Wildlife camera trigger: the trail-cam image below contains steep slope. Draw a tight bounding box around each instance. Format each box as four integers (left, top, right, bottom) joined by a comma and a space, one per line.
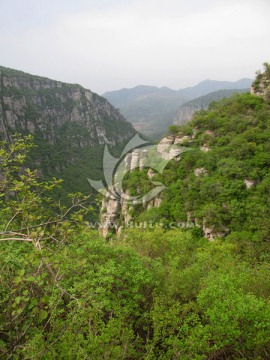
0, 66, 136, 195
174, 88, 249, 124
103, 78, 253, 138
0, 66, 135, 145
110, 90, 270, 242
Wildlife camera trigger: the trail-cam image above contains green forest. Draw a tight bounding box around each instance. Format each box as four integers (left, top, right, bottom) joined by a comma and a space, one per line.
0, 66, 270, 359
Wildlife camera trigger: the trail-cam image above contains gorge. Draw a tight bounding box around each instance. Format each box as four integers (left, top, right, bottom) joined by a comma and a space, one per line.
0, 64, 270, 359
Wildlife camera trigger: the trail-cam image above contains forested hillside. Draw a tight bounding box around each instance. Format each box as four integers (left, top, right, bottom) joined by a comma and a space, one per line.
124, 91, 270, 243
0, 65, 269, 359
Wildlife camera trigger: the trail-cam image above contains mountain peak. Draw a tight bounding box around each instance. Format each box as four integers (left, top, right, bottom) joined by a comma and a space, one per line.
103, 77, 253, 138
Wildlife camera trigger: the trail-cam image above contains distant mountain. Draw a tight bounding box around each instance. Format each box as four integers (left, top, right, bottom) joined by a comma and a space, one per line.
103, 78, 253, 139
178, 78, 253, 99
174, 88, 249, 125
103, 85, 178, 108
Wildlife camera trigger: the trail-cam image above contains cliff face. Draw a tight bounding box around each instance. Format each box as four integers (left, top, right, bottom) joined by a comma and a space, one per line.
174, 88, 249, 125
99, 135, 185, 238
0, 66, 135, 146
0, 66, 137, 197
174, 103, 203, 124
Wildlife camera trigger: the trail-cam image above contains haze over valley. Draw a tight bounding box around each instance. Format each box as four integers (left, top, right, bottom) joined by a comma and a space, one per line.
103, 78, 253, 138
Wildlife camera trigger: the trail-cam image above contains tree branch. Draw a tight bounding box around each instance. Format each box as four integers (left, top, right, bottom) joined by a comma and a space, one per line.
0, 238, 33, 242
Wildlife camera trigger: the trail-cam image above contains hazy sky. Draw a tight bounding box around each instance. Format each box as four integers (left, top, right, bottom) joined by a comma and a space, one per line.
1, 0, 270, 94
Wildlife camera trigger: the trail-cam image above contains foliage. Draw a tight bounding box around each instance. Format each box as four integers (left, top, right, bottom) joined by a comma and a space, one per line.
125, 92, 270, 246
0, 134, 92, 247
1, 77, 270, 359
116, 229, 270, 359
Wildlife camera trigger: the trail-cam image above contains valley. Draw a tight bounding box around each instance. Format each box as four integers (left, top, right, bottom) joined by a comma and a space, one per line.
0, 64, 269, 359
103, 78, 253, 139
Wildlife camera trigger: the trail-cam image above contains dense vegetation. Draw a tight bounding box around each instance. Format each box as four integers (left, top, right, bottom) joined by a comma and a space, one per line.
0, 66, 270, 359
126, 92, 270, 246
1, 93, 270, 359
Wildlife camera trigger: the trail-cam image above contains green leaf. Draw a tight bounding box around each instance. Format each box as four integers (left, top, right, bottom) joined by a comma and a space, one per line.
17, 269, 25, 276
38, 310, 48, 322
14, 296, 21, 304
29, 298, 38, 309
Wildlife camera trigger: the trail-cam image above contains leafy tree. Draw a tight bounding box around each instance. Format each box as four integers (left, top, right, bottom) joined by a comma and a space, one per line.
0, 134, 91, 248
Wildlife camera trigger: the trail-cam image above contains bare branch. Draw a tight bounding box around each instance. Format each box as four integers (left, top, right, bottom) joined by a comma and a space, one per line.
0, 238, 33, 242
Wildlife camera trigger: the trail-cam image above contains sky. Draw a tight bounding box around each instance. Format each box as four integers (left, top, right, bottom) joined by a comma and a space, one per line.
0, 0, 270, 94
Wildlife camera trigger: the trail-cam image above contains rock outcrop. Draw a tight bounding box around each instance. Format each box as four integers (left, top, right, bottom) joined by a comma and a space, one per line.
99, 131, 230, 241
100, 137, 181, 237
194, 167, 208, 177
202, 221, 229, 241
99, 148, 156, 237
157, 135, 187, 159
250, 63, 270, 101
244, 179, 255, 189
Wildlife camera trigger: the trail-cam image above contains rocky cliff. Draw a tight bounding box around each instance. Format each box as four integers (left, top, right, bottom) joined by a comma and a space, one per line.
0, 66, 135, 146
99, 135, 188, 237
99, 126, 259, 240
250, 62, 270, 101
0, 66, 137, 199
100, 134, 193, 237
174, 88, 249, 125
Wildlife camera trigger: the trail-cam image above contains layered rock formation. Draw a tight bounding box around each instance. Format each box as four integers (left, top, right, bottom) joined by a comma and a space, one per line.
0, 65, 138, 200
100, 148, 152, 237
0, 66, 135, 147
99, 137, 184, 237
99, 133, 195, 237
157, 136, 184, 159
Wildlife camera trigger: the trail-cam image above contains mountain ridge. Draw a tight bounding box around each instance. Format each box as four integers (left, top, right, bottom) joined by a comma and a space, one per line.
103, 78, 253, 138
0, 65, 135, 145
0, 65, 136, 197
103, 78, 253, 105
174, 88, 249, 125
